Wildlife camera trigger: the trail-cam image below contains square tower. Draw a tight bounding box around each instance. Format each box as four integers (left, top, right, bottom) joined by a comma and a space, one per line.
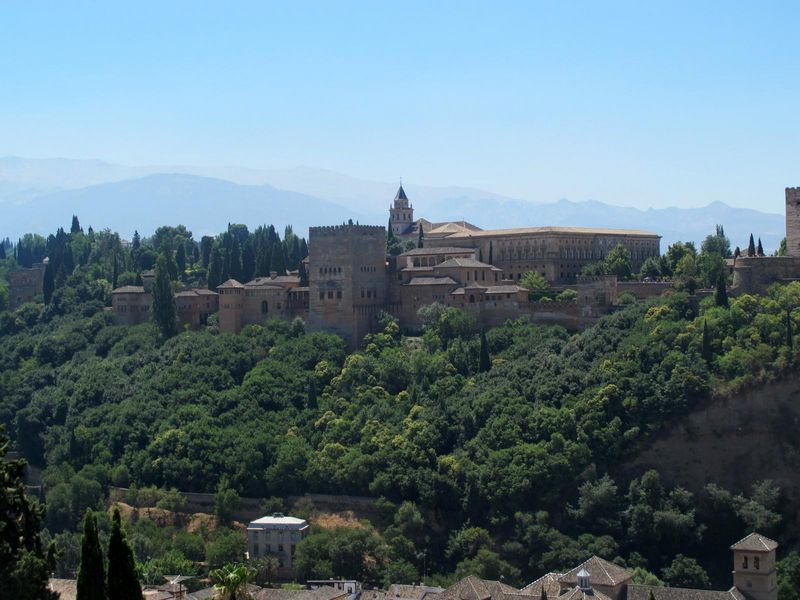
786, 187, 800, 257
308, 224, 387, 347
389, 185, 414, 236
731, 533, 778, 600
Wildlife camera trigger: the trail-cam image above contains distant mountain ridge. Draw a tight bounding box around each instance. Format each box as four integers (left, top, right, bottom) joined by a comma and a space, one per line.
0, 156, 785, 252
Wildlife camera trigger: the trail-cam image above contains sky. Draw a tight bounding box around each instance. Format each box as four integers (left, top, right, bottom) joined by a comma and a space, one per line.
1, 1, 799, 212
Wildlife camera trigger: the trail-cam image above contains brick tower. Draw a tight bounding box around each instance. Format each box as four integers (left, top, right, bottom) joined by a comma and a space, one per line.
389, 185, 414, 236
786, 187, 800, 257
731, 533, 778, 600
307, 224, 387, 348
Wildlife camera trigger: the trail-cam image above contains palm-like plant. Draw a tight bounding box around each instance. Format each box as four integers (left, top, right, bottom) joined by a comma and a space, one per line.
210, 563, 258, 600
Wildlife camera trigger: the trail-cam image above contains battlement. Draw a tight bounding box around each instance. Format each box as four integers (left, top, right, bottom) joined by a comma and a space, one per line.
309, 224, 386, 238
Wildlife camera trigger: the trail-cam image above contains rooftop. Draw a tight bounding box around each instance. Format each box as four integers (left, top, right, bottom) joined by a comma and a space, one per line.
399, 247, 477, 257
626, 585, 746, 600
248, 512, 308, 527
558, 556, 634, 587
217, 279, 245, 289
407, 277, 458, 286
111, 285, 147, 294
519, 573, 562, 598
437, 257, 501, 269
730, 532, 779, 552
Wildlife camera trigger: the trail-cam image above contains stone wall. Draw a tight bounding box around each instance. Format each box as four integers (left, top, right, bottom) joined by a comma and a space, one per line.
617, 281, 673, 300
732, 256, 800, 295
8, 261, 46, 309
786, 187, 800, 258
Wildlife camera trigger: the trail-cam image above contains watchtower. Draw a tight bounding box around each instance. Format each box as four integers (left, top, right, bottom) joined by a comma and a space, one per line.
389, 185, 414, 236
786, 188, 800, 257
731, 533, 778, 600
307, 224, 387, 347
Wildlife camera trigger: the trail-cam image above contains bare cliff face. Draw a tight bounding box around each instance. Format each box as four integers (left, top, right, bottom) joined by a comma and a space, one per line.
620, 374, 800, 507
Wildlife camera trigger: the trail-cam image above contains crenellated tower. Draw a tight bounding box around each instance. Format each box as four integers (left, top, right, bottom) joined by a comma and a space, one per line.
786, 187, 800, 257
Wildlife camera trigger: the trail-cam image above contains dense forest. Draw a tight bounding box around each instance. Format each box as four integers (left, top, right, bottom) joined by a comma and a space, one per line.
1, 219, 800, 597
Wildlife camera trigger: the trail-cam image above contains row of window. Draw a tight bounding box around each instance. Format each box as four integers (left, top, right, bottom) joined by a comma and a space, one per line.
319, 290, 343, 300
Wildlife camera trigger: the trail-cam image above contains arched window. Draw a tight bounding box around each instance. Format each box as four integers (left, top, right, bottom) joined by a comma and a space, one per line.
754, 557, 760, 570
261, 300, 268, 314
743, 556, 748, 569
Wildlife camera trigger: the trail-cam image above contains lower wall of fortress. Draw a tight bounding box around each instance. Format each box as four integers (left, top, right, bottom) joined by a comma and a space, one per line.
732, 256, 800, 295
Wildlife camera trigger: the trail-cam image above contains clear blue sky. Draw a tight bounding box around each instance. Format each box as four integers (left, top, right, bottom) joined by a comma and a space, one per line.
1, 1, 798, 212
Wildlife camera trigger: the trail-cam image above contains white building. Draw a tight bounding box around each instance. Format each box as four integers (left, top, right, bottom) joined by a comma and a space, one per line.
247, 513, 309, 575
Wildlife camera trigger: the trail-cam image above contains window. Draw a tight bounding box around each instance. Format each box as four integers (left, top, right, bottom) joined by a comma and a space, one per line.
327, 291, 333, 299
754, 557, 760, 570
743, 556, 748, 569
336, 291, 342, 299
261, 300, 268, 314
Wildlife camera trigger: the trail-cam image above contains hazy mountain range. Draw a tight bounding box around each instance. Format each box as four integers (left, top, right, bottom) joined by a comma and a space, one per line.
0, 156, 785, 252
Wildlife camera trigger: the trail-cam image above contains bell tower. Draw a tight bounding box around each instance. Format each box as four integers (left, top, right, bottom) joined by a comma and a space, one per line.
731, 533, 778, 600
389, 184, 414, 236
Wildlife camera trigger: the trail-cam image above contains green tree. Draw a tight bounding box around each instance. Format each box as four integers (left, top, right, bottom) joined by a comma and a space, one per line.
520, 271, 552, 300
229, 241, 243, 281
605, 244, 633, 280
777, 552, 800, 600
661, 555, 711, 589
71, 215, 82, 234
702, 320, 712, 363
479, 329, 491, 372
757, 238, 765, 257
0, 426, 58, 600
210, 563, 256, 600
417, 227, 423, 249
715, 272, 729, 308
214, 479, 241, 523
777, 237, 787, 257
77, 511, 107, 600
176, 242, 186, 274
43, 262, 55, 304
107, 508, 142, 600
788, 310, 794, 352
152, 254, 177, 337
208, 245, 224, 290
748, 234, 756, 257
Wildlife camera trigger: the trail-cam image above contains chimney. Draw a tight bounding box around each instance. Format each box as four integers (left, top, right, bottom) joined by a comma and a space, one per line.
270, 271, 277, 279
578, 569, 592, 593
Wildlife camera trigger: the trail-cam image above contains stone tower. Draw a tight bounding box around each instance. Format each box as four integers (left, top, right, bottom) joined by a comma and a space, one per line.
307, 224, 387, 348
731, 533, 778, 600
786, 188, 800, 257
389, 185, 414, 236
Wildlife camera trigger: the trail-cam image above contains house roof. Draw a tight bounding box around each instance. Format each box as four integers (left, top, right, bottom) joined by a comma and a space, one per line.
437, 575, 519, 600
441, 226, 660, 239
559, 587, 613, 600
626, 585, 746, 600
485, 285, 526, 294
248, 513, 307, 527
437, 258, 500, 270
217, 279, 245, 289
558, 556, 633, 587
111, 285, 147, 294
175, 288, 219, 298
519, 573, 562, 597
252, 587, 347, 600
407, 277, 458, 286
387, 584, 444, 600
730, 533, 779, 552
427, 222, 482, 236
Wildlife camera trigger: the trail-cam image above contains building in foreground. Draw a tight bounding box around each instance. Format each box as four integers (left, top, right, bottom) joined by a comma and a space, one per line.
8, 258, 47, 309
246, 513, 309, 578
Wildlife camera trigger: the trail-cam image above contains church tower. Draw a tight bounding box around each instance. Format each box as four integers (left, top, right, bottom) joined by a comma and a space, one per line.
786, 187, 800, 257
731, 533, 778, 600
389, 185, 414, 236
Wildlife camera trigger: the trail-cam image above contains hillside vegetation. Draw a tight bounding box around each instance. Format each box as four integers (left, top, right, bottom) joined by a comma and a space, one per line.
1, 222, 800, 592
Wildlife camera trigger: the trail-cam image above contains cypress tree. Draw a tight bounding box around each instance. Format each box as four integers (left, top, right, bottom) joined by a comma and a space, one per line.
152, 254, 177, 337
43, 262, 55, 304
70, 215, 82, 234
417, 227, 423, 249
714, 272, 729, 308
112, 253, 119, 289
0, 241, 5, 260
734, 246, 741, 259
479, 329, 491, 372
242, 239, 256, 282
107, 508, 142, 600
77, 511, 107, 600
176, 242, 186, 274
747, 234, 756, 257
702, 319, 712, 363
270, 244, 287, 276
208, 246, 224, 290
299, 261, 309, 286
489, 241, 493, 264
757, 238, 764, 257
229, 241, 243, 281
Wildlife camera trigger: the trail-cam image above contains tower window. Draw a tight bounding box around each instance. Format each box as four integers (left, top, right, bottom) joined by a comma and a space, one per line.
261, 301, 268, 314
743, 556, 748, 569
754, 557, 760, 570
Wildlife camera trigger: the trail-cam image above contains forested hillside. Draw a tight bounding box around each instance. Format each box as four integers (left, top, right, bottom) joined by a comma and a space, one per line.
1, 221, 800, 593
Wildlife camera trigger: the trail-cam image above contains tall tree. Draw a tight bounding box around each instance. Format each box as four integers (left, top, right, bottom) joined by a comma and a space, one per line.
200, 236, 214, 268
299, 261, 309, 286
270, 244, 287, 276
43, 262, 55, 304
152, 254, 177, 337
77, 511, 107, 600
112, 253, 119, 289
229, 241, 243, 282
208, 246, 224, 290
715, 272, 729, 308
242, 239, 256, 282
757, 238, 764, 257
747, 234, 756, 257
0, 426, 58, 600
176, 242, 186, 275
0, 241, 5, 260
417, 227, 424, 249
70, 215, 82, 234
479, 330, 491, 372
107, 508, 142, 600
